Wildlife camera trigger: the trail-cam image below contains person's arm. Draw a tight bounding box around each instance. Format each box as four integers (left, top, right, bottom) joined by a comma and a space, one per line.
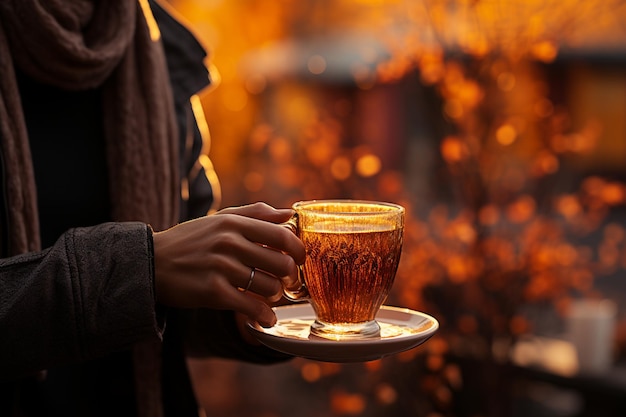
180, 308, 291, 363
0, 222, 159, 380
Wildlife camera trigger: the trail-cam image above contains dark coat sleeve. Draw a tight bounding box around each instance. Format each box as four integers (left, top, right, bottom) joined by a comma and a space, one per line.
0, 222, 160, 380
180, 308, 291, 363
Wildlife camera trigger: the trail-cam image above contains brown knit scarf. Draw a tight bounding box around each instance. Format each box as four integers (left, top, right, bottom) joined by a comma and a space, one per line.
0, 1, 180, 415
0, 0, 179, 254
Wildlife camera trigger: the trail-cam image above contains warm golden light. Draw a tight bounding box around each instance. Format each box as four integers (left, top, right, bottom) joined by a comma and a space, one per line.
355, 153, 381, 177
139, 0, 161, 41
506, 195, 536, 223
496, 124, 517, 146
330, 156, 352, 180
331, 391, 367, 415
167, 1, 626, 416
440, 136, 467, 163
531, 151, 559, 177
531, 41, 559, 63
556, 195, 582, 220
375, 383, 398, 405
301, 362, 322, 382
497, 71, 516, 91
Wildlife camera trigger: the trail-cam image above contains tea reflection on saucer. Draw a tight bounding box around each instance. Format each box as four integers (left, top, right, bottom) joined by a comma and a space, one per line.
247, 304, 439, 362
268, 317, 434, 341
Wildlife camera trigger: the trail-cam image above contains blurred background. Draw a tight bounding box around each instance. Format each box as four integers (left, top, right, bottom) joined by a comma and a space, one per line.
164, 1, 626, 416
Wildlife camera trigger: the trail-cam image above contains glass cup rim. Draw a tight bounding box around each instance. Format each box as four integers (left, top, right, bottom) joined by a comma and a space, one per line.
292, 199, 405, 215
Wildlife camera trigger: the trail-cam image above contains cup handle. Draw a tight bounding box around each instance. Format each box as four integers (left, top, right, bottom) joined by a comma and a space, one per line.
281, 213, 309, 301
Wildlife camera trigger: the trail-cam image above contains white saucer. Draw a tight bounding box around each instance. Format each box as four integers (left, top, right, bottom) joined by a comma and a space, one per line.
247, 304, 439, 362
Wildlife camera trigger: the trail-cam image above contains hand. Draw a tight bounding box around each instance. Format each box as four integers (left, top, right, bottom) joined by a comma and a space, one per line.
153, 202, 305, 327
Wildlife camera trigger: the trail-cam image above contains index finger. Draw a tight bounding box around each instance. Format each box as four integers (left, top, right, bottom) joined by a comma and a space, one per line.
237, 216, 306, 265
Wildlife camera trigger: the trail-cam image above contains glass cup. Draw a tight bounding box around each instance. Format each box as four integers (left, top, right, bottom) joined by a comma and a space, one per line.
283, 200, 405, 340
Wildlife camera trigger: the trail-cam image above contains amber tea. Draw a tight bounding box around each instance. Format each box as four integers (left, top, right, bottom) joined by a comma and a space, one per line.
284, 200, 404, 340
302, 227, 402, 331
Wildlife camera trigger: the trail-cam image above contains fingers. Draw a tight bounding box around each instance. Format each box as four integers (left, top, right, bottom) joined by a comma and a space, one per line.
218, 202, 305, 263
247, 242, 300, 281
211, 278, 277, 327
223, 214, 306, 265
237, 266, 283, 302
154, 203, 306, 324
217, 202, 294, 224
228, 232, 303, 294
210, 211, 306, 270
203, 252, 285, 300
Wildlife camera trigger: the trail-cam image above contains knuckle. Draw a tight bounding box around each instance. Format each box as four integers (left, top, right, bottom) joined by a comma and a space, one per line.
250, 201, 273, 216
216, 230, 241, 252
216, 213, 238, 228
251, 201, 270, 209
